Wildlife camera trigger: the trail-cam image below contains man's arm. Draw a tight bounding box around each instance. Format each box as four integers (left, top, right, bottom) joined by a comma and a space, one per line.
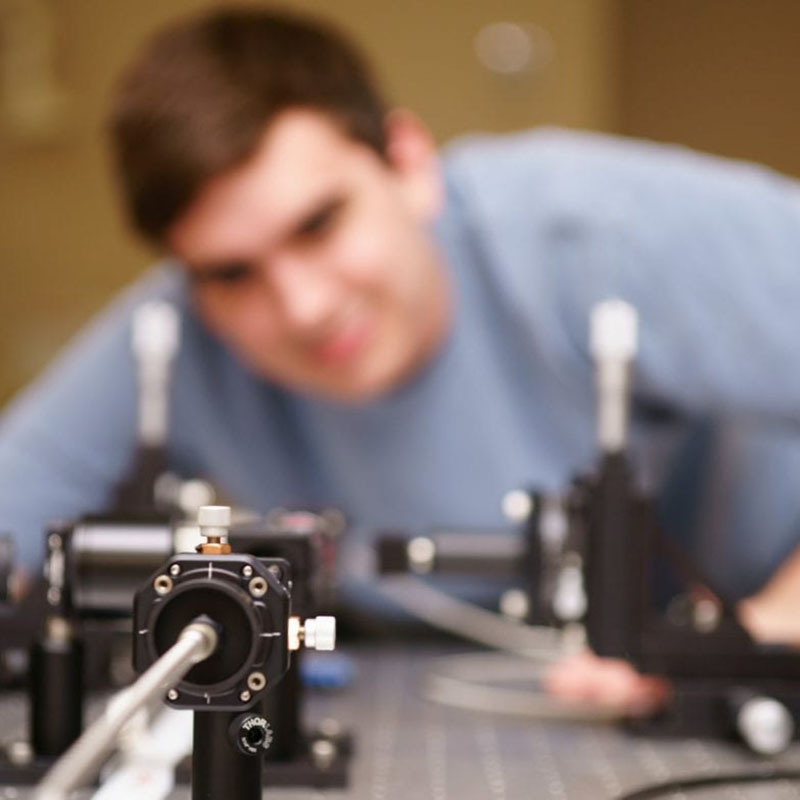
449, 128, 800, 423
448, 130, 800, 708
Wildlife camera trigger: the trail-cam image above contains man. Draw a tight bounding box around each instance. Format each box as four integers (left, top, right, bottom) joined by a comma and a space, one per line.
2, 7, 800, 707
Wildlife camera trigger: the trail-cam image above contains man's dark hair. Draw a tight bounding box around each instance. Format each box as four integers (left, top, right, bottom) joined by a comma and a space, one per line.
108, 6, 388, 244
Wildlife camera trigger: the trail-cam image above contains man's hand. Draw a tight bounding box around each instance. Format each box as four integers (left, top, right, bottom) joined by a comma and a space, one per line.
542, 588, 800, 718
738, 589, 800, 647
542, 650, 671, 718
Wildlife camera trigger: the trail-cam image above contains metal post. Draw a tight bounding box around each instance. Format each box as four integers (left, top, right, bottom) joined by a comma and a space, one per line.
192, 711, 262, 800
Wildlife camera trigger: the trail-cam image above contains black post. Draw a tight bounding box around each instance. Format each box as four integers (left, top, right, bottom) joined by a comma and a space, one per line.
30, 634, 83, 757
192, 710, 263, 800
262, 654, 301, 761
584, 453, 646, 659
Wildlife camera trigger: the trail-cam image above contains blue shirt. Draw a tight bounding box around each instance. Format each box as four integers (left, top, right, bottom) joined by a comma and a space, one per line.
2, 128, 800, 601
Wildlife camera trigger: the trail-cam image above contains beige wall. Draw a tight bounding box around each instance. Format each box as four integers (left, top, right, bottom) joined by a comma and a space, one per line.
0, 0, 620, 402
620, 0, 800, 177
5, 1, 800, 404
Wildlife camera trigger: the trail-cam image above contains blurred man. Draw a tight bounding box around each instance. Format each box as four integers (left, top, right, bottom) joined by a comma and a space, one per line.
2, 6, 800, 710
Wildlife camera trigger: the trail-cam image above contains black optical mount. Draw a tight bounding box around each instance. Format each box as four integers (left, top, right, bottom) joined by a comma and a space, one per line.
0, 505, 349, 791
527, 451, 800, 753
519, 299, 800, 753
231, 509, 351, 787
0, 515, 177, 784
378, 300, 800, 755
133, 549, 293, 800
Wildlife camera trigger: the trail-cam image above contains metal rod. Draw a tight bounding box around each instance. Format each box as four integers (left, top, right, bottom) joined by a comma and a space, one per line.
32, 619, 218, 800
590, 299, 638, 454
132, 301, 179, 447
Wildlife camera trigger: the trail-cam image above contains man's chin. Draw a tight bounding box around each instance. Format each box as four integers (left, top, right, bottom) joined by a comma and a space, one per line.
304, 372, 399, 405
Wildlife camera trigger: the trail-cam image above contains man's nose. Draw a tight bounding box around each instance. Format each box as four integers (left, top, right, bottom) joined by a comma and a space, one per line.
266, 256, 340, 332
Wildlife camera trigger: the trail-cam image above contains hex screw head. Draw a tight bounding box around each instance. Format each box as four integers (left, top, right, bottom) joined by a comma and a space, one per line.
248, 577, 268, 598
247, 671, 267, 692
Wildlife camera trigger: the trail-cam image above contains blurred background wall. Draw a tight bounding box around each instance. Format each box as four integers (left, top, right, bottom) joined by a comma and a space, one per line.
1, 0, 799, 403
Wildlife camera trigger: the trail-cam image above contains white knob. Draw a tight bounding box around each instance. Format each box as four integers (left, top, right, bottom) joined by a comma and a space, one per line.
502, 490, 533, 522
737, 696, 794, 756
407, 537, 435, 574
197, 505, 231, 538
198, 505, 230, 527
304, 616, 336, 651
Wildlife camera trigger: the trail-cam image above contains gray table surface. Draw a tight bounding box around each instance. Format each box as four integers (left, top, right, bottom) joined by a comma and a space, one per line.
3, 642, 800, 800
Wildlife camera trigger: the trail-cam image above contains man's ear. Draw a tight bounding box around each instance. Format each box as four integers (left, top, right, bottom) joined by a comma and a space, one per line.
383, 109, 443, 220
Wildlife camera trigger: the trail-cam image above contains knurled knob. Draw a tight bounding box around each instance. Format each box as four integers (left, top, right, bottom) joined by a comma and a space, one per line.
304, 616, 336, 651
197, 506, 232, 553
198, 505, 231, 529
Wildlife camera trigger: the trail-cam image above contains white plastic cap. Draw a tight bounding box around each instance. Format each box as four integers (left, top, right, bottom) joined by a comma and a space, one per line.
501, 490, 533, 522
737, 696, 794, 756
303, 616, 336, 651
589, 299, 638, 362
407, 537, 436, 574
197, 505, 231, 529
132, 302, 180, 362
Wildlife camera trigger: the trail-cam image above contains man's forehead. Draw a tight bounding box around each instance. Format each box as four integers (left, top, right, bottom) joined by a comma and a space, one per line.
168, 110, 362, 260
256, 110, 356, 201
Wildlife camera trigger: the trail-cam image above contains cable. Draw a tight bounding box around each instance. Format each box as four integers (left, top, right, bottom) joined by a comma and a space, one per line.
378, 574, 562, 658
617, 769, 800, 799
32, 618, 218, 800
423, 651, 621, 722
378, 576, 624, 723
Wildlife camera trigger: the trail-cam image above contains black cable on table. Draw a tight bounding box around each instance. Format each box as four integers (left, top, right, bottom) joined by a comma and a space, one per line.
618, 769, 800, 799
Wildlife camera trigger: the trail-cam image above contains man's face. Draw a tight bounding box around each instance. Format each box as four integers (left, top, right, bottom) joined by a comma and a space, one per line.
168, 109, 450, 403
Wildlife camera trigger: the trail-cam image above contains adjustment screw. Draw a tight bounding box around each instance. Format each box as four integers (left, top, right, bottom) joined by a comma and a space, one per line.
197, 505, 231, 529
167, 689, 179, 701
239, 690, 252, 703
311, 738, 337, 770
197, 505, 232, 555
6, 740, 33, 766
247, 671, 267, 692
288, 617, 337, 652
169, 564, 181, 577
242, 565, 253, 578
304, 616, 337, 651
248, 577, 268, 598
154, 575, 173, 595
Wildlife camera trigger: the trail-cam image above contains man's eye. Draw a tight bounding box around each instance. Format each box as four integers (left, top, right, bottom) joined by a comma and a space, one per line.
296, 200, 344, 241
193, 263, 254, 285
